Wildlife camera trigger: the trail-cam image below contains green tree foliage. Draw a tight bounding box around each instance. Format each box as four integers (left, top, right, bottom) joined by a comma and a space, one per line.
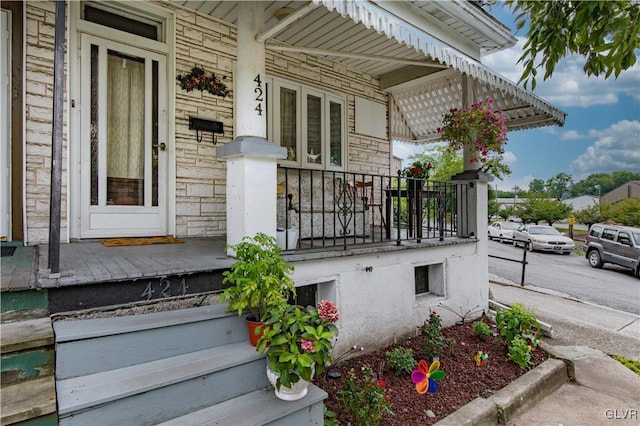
545, 173, 573, 200
407, 145, 511, 181
601, 199, 640, 227
528, 178, 546, 195
497, 205, 517, 221
573, 204, 602, 228
505, 0, 640, 89
516, 196, 572, 225
570, 171, 640, 197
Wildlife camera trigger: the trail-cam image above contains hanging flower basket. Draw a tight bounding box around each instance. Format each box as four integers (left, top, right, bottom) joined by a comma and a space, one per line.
177, 65, 230, 98
437, 98, 507, 164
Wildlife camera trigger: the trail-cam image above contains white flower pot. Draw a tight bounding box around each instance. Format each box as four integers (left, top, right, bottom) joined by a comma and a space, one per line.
266, 361, 312, 401
276, 228, 298, 250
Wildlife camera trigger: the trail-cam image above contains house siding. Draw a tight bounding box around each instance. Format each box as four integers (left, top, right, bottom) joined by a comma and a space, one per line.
22, 0, 390, 242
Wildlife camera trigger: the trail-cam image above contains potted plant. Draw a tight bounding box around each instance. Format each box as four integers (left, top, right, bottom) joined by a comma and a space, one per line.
220, 233, 295, 345
256, 300, 339, 401
401, 160, 433, 194
437, 97, 508, 165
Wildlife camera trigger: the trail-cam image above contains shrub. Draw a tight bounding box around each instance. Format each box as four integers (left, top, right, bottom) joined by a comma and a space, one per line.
495, 303, 540, 345
418, 311, 447, 360
473, 320, 492, 341
385, 347, 417, 376
508, 336, 532, 370
336, 365, 391, 426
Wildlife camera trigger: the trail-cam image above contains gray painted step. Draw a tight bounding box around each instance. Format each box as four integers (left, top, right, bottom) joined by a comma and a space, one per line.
158, 384, 327, 426
57, 342, 269, 426
55, 303, 249, 379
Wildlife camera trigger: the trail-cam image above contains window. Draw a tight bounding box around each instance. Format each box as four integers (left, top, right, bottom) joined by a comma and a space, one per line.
414, 264, 444, 296
268, 77, 345, 170
602, 229, 617, 241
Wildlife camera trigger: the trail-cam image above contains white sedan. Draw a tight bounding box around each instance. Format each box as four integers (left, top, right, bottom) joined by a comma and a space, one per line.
488, 221, 520, 243
512, 224, 575, 254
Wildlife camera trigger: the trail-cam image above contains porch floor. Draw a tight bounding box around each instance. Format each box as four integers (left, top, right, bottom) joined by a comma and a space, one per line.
32, 235, 474, 289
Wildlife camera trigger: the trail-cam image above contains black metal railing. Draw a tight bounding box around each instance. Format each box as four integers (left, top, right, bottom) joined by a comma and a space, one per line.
277, 167, 470, 250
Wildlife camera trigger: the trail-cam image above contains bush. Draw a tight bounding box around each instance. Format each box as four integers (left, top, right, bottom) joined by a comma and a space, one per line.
508, 336, 532, 369
385, 347, 417, 376
418, 311, 447, 360
473, 320, 491, 341
495, 303, 540, 345
336, 365, 391, 426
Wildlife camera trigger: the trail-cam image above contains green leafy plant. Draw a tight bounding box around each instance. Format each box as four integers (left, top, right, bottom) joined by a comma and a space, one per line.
495, 303, 540, 345
473, 320, 492, 341
257, 300, 339, 390
508, 336, 532, 370
401, 160, 433, 179
418, 311, 447, 360
323, 404, 339, 426
336, 365, 391, 426
385, 347, 417, 376
220, 233, 295, 322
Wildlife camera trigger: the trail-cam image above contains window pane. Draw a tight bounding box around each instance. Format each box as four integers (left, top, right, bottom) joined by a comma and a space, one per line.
329, 101, 342, 167
280, 87, 297, 161
415, 265, 429, 294
152, 60, 158, 206
307, 94, 321, 164
90, 44, 99, 205
106, 50, 145, 206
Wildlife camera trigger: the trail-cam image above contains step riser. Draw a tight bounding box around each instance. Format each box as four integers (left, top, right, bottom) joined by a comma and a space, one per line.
56, 314, 248, 379
1, 349, 54, 386
266, 401, 324, 426
59, 357, 270, 426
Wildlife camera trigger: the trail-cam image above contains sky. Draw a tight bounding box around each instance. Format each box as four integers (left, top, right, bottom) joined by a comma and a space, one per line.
393, 3, 640, 193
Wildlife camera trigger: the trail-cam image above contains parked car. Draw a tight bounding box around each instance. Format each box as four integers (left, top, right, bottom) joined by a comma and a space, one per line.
512, 224, 575, 254
583, 223, 640, 277
488, 221, 520, 243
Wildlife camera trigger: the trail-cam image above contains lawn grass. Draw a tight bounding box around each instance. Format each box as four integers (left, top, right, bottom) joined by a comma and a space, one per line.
611, 355, 640, 376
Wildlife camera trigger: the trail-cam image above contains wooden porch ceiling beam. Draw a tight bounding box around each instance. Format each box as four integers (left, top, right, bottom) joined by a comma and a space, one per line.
265, 40, 449, 69
256, 3, 320, 42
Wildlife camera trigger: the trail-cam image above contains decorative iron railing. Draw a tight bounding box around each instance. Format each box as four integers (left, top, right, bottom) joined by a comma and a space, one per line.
277, 167, 471, 250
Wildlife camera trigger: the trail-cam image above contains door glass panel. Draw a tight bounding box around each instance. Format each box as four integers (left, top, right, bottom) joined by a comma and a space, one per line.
329, 101, 342, 167
280, 87, 297, 161
106, 50, 145, 206
90, 44, 99, 205
152, 60, 158, 206
306, 94, 321, 164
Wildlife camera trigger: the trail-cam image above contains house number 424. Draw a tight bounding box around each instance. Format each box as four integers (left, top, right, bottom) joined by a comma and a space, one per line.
254, 74, 263, 116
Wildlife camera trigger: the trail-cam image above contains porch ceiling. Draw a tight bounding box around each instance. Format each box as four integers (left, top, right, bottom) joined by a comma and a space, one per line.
174, 0, 566, 143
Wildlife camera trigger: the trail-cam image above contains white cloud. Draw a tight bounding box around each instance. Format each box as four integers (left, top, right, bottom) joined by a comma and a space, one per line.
570, 120, 640, 178
483, 37, 640, 108
502, 151, 517, 165
560, 130, 583, 140
495, 174, 536, 193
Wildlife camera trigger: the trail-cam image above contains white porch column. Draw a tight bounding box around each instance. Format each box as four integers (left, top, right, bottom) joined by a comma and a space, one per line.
217, 2, 285, 254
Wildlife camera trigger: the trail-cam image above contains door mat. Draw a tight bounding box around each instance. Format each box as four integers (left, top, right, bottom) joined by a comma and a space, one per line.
100, 236, 184, 247
1, 246, 17, 257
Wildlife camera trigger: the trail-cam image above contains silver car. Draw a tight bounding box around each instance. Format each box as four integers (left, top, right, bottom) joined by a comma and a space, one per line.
488, 221, 520, 243
512, 224, 575, 254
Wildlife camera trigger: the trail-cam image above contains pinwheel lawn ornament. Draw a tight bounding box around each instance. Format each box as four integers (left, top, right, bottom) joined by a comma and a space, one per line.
411, 359, 445, 394
525, 332, 540, 350
475, 351, 489, 366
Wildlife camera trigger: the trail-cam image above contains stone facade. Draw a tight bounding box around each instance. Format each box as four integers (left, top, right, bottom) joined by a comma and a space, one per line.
21, 1, 390, 243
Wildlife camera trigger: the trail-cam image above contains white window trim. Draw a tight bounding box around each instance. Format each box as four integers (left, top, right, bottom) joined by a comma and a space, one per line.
266, 76, 346, 171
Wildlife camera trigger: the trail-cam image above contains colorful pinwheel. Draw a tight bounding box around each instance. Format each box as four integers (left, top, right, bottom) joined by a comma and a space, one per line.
474, 351, 489, 366
411, 359, 445, 394
525, 332, 540, 350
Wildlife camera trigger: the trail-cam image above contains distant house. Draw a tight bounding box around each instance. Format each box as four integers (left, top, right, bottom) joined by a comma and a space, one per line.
601, 181, 640, 205
564, 195, 599, 212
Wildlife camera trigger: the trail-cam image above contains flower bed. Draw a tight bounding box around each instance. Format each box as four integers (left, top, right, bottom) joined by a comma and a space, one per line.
314, 318, 548, 425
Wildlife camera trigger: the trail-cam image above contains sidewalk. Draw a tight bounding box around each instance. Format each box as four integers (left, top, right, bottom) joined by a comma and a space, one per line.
489, 279, 640, 425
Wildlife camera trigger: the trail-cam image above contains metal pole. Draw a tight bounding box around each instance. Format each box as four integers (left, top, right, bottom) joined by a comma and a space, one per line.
48, 0, 66, 274
520, 243, 528, 287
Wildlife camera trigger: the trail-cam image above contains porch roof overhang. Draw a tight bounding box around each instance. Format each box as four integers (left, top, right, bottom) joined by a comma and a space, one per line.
174, 0, 566, 143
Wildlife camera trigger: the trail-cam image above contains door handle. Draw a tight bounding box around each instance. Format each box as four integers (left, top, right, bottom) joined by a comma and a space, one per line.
153, 142, 166, 151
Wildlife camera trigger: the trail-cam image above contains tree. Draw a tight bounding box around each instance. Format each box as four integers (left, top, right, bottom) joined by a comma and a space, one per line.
573, 204, 602, 228
545, 173, 573, 200
516, 196, 572, 225
505, 1, 640, 89
528, 178, 546, 195
570, 171, 640, 197
601, 198, 640, 227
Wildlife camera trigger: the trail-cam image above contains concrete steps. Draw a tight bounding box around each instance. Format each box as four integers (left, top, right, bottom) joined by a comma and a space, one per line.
54, 301, 327, 425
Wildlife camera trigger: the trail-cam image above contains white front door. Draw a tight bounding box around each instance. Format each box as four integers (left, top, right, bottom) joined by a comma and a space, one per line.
1, 10, 10, 241
80, 34, 167, 238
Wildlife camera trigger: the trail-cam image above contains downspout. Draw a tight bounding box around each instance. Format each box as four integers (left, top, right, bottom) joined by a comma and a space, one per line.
47, 0, 65, 275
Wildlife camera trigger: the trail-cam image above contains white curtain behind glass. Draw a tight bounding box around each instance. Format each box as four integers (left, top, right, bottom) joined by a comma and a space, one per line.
107, 53, 145, 179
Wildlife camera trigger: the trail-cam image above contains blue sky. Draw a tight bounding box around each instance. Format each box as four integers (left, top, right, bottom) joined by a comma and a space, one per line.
393, 3, 640, 193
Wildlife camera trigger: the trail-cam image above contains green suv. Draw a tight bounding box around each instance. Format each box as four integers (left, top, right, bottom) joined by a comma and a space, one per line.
584, 223, 640, 277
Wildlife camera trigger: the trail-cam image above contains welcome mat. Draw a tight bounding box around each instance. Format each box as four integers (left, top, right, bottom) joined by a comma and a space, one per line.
100, 236, 184, 247
1, 246, 17, 257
